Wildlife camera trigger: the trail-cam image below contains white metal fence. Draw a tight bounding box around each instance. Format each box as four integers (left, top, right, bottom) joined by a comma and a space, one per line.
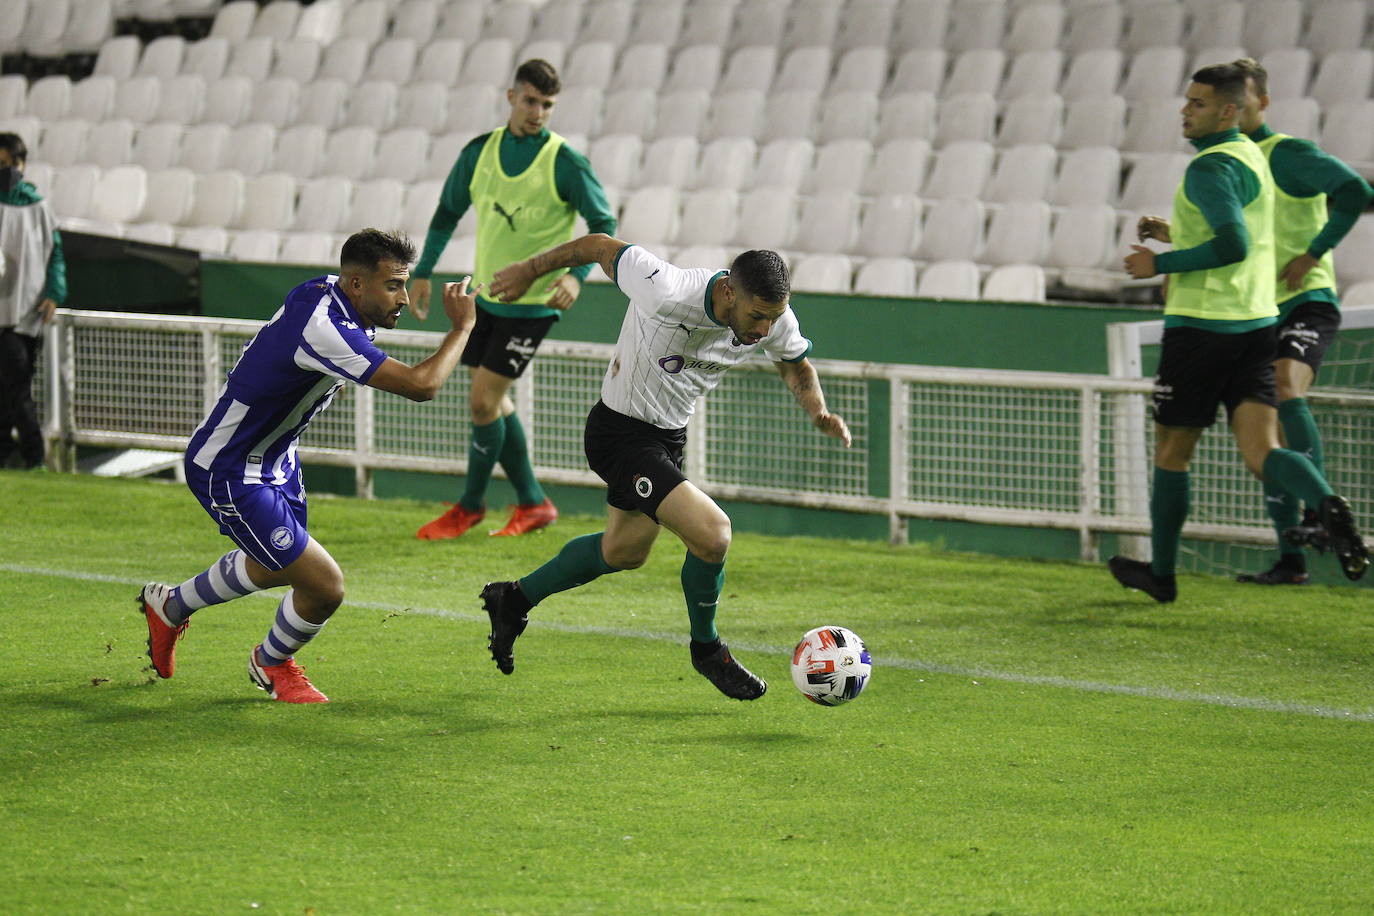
35, 309, 1374, 563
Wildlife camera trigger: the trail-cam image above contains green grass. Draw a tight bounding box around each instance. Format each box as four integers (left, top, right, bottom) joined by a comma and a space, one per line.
3, 471, 1374, 915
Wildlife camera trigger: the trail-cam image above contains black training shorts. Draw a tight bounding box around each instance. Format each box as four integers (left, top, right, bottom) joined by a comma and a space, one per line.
1275, 300, 1341, 372
1151, 323, 1278, 428
584, 400, 688, 521
460, 308, 558, 378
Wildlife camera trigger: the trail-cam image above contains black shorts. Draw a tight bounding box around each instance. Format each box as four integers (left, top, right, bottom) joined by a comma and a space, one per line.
460, 307, 558, 378
1275, 300, 1341, 372
584, 400, 687, 521
1152, 324, 1278, 428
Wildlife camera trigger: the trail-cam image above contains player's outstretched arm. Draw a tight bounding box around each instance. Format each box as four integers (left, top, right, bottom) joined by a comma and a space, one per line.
368, 278, 479, 402
488, 233, 629, 304
775, 358, 852, 448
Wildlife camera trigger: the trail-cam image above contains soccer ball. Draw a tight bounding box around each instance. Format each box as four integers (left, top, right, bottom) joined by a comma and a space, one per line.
790, 626, 872, 706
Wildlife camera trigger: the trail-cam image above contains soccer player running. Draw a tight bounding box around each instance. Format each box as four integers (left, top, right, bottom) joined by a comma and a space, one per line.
140, 230, 478, 703
410, 59, 617, 541
1229, 57, 1374, 586
478, 234, 852, 699
1110, 62, 1368, 603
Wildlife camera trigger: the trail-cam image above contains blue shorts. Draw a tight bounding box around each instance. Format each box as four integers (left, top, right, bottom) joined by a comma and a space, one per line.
186, 468, 310, 571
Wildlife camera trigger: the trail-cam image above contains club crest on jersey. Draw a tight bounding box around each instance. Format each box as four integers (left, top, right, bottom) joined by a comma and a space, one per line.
270, 526, 294, 550
634, 475, 653, 498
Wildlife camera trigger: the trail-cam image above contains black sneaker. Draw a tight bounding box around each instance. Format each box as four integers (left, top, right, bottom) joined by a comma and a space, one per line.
1319, 494, 1369, 582
480, 581, 530, 675
1236, 561, 1309, 586
1283, 507, 1329, 551
1107, 556, 1177, 603
691, 642, 767, 700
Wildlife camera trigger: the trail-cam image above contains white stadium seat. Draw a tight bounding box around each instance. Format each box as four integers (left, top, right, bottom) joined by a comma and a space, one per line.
856, 194, 922, 259
982, 264, 1046, 302
917, 259, 982, 299
854, 257, 917, 296
791, 254, 853, 293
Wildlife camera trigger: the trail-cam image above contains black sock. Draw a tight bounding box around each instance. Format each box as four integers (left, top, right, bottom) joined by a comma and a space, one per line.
689, 638, 722, 661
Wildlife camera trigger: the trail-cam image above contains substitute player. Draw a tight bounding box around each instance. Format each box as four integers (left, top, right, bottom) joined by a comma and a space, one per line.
410, 59, 617, 540
1109, 63, 1367, 603
140, 230, 478, 702
477, 233, 852, 700
1230, 57, 1374, 586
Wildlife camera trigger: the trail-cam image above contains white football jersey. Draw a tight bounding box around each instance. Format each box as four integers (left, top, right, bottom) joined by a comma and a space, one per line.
601, 245, 812, 429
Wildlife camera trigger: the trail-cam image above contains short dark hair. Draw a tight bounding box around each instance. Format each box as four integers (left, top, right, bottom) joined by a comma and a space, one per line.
729, 249, 790, 303
1191, 62, 1249, 107
0, 132, 28, 164
514, 58, 560, 95
1232, 57, 1268, 96
340, 229, 415, 272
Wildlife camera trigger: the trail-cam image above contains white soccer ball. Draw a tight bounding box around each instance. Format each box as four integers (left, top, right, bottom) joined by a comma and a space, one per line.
790, 626, 872, 706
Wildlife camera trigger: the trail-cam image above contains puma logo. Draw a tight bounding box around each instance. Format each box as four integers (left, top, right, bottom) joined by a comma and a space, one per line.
645, 269, 660, 281
493, 201, 523, 230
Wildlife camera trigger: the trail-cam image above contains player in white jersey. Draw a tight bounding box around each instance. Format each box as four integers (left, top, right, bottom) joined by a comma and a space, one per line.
138, 230, 479, 703
478, 233, 852, 700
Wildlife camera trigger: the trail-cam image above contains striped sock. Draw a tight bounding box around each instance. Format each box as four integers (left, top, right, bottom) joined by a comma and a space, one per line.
165, 549, 261, 625
257, 592, 325, 667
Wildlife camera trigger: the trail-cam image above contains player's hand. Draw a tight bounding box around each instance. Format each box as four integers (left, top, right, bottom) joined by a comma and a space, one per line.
1137, 216, 1171, 244
1124, 245, 1158, 279
442, 277, 479, 333
1279, 252, 1319, 292
489, 261, 535, 303
547, 273, 581, 311
38, 298, 57, 324
815, 412, 852, 448
408, 277, 432, 322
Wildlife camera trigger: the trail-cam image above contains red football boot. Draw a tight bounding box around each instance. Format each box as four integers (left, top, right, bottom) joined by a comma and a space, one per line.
490, 499, 558, 537
139, 583, 188, 679
416, 502, 486, 540
248, 647, 329, 703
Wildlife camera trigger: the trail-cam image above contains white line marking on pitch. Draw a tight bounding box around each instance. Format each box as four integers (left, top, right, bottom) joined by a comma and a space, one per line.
7, 562, 1373, 723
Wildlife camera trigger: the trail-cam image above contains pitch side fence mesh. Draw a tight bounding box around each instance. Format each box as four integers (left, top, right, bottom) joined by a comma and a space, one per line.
32, 310, 1374, 563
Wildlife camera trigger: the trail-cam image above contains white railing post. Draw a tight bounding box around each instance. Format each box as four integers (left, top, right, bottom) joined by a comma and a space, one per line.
354, 385, 375, 499
1106, 320, 1156, 559
1078, 385, 1101, 561
888, 377, 909, 545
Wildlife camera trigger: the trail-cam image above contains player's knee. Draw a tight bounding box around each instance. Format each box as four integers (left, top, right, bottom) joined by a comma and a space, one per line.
603, 541, 650, 569
694, 522, 731, 564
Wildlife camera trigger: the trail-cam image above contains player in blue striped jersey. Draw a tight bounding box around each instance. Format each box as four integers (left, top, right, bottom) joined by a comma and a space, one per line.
139, 230, 478, 702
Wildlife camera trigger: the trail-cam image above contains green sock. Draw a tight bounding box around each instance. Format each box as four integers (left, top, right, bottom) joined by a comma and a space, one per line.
681, 552, 725, 643
1262, 448, 1333, 510
498, 411, 546, 506
1150, 467, 1189, 578
518, 533, 617, 606
460, 417, 505, 511
1262, 478, 1304, 558
1278, 398, 1323, 473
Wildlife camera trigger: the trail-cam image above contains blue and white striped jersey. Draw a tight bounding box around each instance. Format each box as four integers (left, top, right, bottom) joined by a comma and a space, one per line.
186, 275, 388, 486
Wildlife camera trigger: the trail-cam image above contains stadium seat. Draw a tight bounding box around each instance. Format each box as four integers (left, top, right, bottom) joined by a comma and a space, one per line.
415, 39, 466, 86
400, 180, 443, 238
1242, 0, 1302, 56
317, 38, 370, 84
183, 37, 230, 82
224, 36, 274, 82
21, 0, 73, 57
26, 76, 72, 123
272, 123, 328, 179
345, 178, 405, 234
730, 0, 787, 51
793, 189, 860, 254
0, 76, 25, 120
662, 45, 723, 94
366, 39, 418, 85
228, 229, 283, 263
1260, 97, 1319, 140
836, 1, 897, 53
982, 264, 1046, 301
855, 193, 922, 258
638, 136, 698, 189
0, 1, 25, 54
718, 46, 779, 94
447, 84, 500, 135
1004, 3, 1064, 53
934, 92, 997, 146
39, 121, 89, 168
831, 47, 889, 95
807, 138, 873, 193
187, 170, 245, 228
529, 0, 583, 44
945, 49, 1006, 98
618, 185, 680, 249
89, 120, 135, 170
435, 234, 478, 273
366, 128, 429, 184
236, 173, 296, 230
562, 41, 616, 91
278, 231, 336, 266
294, 0, 343, 44
1258, 48, 1311, 101
1187, 1, 1244, 52
50, 164, 100, 222
1119, 151, 1190, 213
774, 47, 833, 94
653, 89, 710, 141
178, 123, 230, 173
1187, 47, 1247, 83
339, 0, 388, 43
1335, 218, 1374, 285
200, 77, 253, 126
345, 82, 398, 131
982, 200, 1052, 266
606, 43, 667, 92
1047, 203, 1120, 271
251, 1, 302, 40
435, 0, 483, 41
854, 256, 918, 296
1051, 146, 1121, 206
488, 1, 535, 46
1124, 1, 1184, 54
876, 92, 937, 144
816, 91, 880, 143
130, 123, 183, 171
1060, 49, 1123, 100
110, 76, 161, 124
732, 186, 797, 251
691, 136, 755, 192
154, 74, 204, 124
578, 0, 632, 47
389, 81, 446, 134
917, 197, 985, 262
791, 254, 853, 293
674, 245, 731, 270
703, 90, 767, 142
459, 39, 517, 89
862, 138, 931, 196
672, 0, 734, 48
244, 78, 297, 130
675, 188, 738, 247
94, 35, 141, 81
892, 0, 950, 53
1060, 94, 1127, 150
917, 259, 982, 298
985, 143, 1058, 203
997, 93, 1063, 147
783, 0, 843, 51
176, 225, 229, 253
600, 88, 657, 138
294, 176, 352, 234
1342, 280, 1374, 307
295, 79, 349, 130
923, 140, 994, 199
425, 130, 478, 181
1122, 99, 1191, 154
751, 139, 814, 191
947, 0, 1006, 53
124, 222, 177, 246
1003, 50, 1064, 100
272, 39, 322, 83
888, 49, 947, 97
762, 90, 820, 143
136, 35, 185, 80
1305, 0, 1370, 56
1063, 2, 1123, 53
222, 124, 277, 177
1311, 50, 1374, 109
1120, 46, 1185, 102
1320, 101, 1374, 171
322, 126, 377, 181
588, 133, 643, 192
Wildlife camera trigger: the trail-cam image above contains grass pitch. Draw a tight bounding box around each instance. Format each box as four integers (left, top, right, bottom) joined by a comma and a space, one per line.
3, 471, 1374, 915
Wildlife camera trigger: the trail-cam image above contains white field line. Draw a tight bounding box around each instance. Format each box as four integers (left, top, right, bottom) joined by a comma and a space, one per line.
7, 562, 1374, 723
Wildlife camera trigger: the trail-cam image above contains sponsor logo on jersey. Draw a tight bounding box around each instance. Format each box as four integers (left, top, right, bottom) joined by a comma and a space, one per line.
657, 354, 728, 374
